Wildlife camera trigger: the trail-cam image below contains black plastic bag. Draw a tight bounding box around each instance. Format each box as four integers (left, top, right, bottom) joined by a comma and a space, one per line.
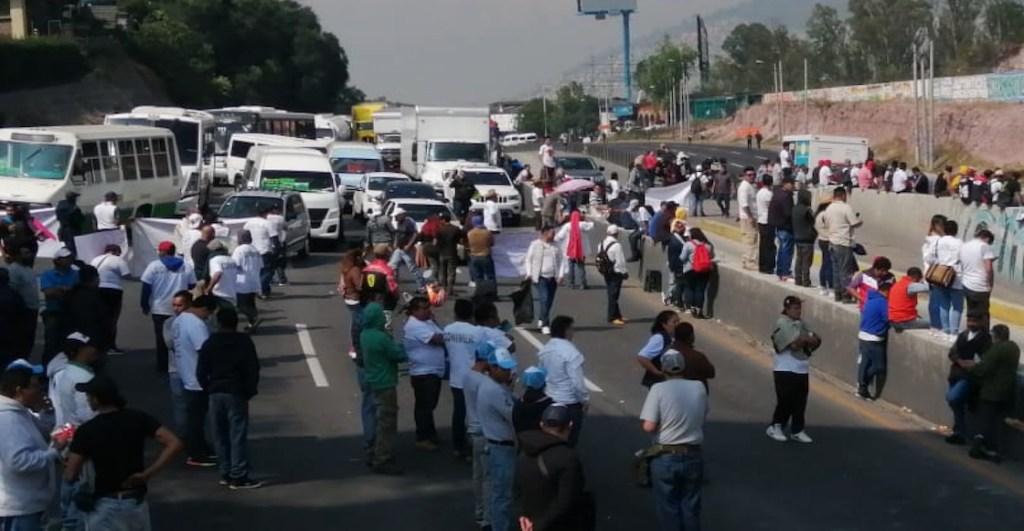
510, 280, 534, 325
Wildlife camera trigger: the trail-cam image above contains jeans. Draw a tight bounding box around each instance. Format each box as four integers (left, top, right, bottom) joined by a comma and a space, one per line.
151, 314, 170, 373
167, 373, 188, 435
927, 285, 942, 330
471, 433, 491, 527
683, 271, 709, 312
272, 247, 288, 284
259, 252, 274, 296
451, 387, 468, 455
531, 277, 558, 326
0, 513, 44, 531
714, 193, 730, 216
98, 287, 123, 349
389, 248, 425, 289
346, 303, 365, 354
946, 379, 975, 437
817, 240, 833, 290
628, 229, 644, 261
857, 340, 888, 396
757, 223, 776, 273
470, 256, 495, 283
438, 255, 458, 292
60, 478, 85, 531
183, 389, 211, 460
565, 402, 585, 448
486, 443, 518, 531
210, 393, 250, 479
355, 367, 376, 449
831, 244, 855, 300
410, 374, 441, 442
739, 218, 758, 269
651, 453, 703, 531
605, 272, 624, 321
83, 498, 151, 531
932, 285, 964, 335
793, 242, 814, 286
774, 229, 794, 277
567, 259, 587, 289
372, 387, 399, 466
236, 293, 259, 326
772, 371, 809, 433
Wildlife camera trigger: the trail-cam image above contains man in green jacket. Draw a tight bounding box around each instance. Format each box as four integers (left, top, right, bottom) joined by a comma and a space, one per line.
956, 324, 1021, 463
360, 302, 407, 475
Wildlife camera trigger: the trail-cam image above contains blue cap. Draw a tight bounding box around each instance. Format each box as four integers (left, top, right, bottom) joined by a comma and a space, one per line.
521, 366, 547, 389
475, 341, 496, 361
471, 216, 484, 228
6, 359, 44, 375
487, 347, 517, 370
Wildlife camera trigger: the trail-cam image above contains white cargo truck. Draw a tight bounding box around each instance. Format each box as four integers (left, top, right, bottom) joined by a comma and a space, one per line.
783, 134, 870, 168
373, 109, 402, 171
400, 106, 491, 189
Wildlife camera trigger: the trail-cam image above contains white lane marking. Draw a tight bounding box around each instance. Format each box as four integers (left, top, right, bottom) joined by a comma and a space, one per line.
729, 163, 745, 169
730, 150, 743, 155
296, 323, 329, 388
513, 327, 604, 393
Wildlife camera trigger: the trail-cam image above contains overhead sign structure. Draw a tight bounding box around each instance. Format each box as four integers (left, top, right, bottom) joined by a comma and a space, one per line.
576, 0, 637, 13
575, 0, 637, 103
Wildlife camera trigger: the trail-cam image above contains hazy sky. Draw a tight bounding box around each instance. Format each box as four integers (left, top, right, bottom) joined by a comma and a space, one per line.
300, 0, 730, 105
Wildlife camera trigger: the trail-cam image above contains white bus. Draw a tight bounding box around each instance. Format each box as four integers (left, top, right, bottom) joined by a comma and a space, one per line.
208, 106, 318, 184
225, 133, 332, 190
0, 125, 185, 218
104, 106, 216, 207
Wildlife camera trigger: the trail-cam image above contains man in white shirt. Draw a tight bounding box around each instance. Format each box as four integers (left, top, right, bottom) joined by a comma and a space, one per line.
48, 332, 98, 429
403, 296, 446, 450
891, 162, 909, 193
171, 295, 217, 467
755, 175, 776, 274
93, 191, 123, 231
140, 241, 197, 373
243, 210, 275, 298
524, 226, 565, 334
736, 167, 758, 270
598, 225, 629, 325
205, 240, 238, 310
640, 350, 708, 530
537, 316, 589, 447
818, 162, 833, 188
539, 137, 557, 183
959, 229, 997, 328
267, 206, 288, 285
822, 187, 863, 302
628, 199, 651, 262
779, 142, 792, 171
232, 230, 263, 331
483, 190, 503, 233
443, 299, 480, 459
89, 244, 130, 354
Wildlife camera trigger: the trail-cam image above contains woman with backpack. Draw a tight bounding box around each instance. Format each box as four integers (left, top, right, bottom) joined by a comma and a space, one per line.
636, 310, 681, 388
679, 228, 715, 318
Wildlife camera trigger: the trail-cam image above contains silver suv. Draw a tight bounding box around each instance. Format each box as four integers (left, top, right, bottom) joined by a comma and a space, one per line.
217, 190, 312, 258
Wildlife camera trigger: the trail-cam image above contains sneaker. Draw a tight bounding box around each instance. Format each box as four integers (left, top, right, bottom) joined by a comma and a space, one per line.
186, 457, 217, 468
249, 318, 263, 332
944, 334, 958, 343
414, 440, 438, 451
468, 281, 477, 288
542, 326, 551, 335
107, 348, 125, 356
854, 390, 874, 401
790, 431, 813, 444
944, 434, 966, 445
537, 320, 544, 330
765, 424, 788, 442
819, 288, 830, 297
218, 476, 231, 486
229, 477, 264, 490
610, 319, 627, 326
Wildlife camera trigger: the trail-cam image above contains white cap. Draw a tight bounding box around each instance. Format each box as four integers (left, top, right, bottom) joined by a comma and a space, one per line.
188, 213, 203, 228
392, 207, 406, 217
54, 248, 73, 259
66, 331, 91, 343
606, 225, 619, 236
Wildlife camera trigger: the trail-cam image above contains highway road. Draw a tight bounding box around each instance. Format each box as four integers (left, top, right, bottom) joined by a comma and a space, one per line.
86, 201, 1024, 530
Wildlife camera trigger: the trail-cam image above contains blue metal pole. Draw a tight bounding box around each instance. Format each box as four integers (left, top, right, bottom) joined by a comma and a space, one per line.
622, 10, 632, 103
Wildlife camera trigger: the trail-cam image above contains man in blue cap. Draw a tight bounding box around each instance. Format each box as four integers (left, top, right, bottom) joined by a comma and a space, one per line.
464, 341, 494, 531
476, 347, 518, 531
513, 366, 552, 436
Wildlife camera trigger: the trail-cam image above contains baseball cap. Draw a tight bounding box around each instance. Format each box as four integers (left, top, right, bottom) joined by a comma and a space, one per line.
521, 366, 547, 389
74, 374, 125, 406
104, 191, 118, 200
606, 225, 619, 236
487, 347, 517, 371
6, 358, 44, 375
541, 404, 572, 428
66, 331, 91, 344
157, 241, 175, 253
475, 341, 496, 361
54, 248, 74, 259
782, 295, 803, 310
660, 349, 686, 375
471, 216, 484, 228
392, 207, 406, 217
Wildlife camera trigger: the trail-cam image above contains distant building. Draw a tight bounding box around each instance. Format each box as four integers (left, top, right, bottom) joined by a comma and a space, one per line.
1, 0, 29, 38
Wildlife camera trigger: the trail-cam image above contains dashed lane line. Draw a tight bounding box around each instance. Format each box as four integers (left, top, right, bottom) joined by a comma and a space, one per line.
296, 323, 329, 388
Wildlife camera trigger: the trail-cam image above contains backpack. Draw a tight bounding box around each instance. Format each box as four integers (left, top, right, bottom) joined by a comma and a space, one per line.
596, 241, 619, 276
689, 176, 703, 196
691, 242, 712, 273
361, 269, 396, 309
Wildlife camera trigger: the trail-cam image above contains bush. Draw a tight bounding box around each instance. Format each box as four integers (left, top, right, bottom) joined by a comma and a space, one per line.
0, 38, 91, 91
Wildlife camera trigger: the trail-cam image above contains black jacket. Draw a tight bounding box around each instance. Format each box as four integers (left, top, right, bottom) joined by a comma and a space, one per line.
62, 286, 113, 349
0, 284, 24, 356
666, 233, 687, 273
767, 188, 794, 231
513, 389, 554, 434
791, 201, 817, 243
514, 430, 591, 531
197, 331, 261, 398
947, 329, 991, 383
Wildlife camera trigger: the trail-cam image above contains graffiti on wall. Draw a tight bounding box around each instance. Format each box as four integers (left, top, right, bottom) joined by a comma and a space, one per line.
761, 71, 1024, 105
960, 206, 1024, 286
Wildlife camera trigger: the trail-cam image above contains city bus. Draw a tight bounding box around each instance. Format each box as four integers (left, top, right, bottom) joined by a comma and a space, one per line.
207, 106, 317, 183
0, 125, 186, 220
103, 106, 216, 208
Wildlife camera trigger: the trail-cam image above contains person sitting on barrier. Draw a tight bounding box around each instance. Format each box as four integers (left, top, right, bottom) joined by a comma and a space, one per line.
888, 267, 930, 331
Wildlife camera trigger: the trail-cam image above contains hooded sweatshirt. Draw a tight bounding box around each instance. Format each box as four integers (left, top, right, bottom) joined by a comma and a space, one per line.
512, 389, 554, 434
140, 256, 196, 316
858, 290, 890, 340
0, 395, 60, 517
360, 303, 407, 390
514, 430, 589, 531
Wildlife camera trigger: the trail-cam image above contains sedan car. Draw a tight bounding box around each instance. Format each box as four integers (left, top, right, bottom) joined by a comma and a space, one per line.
555, 155, 605, 182
352, 172, 411, 220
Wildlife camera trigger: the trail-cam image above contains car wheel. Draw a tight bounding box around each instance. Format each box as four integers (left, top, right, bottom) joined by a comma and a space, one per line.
297, 236, 310, 259
510, 214, 522, 227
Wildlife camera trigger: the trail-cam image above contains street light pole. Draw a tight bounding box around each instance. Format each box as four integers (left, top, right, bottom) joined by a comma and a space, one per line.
803, 58, 809, 133
542, 90, 548, 137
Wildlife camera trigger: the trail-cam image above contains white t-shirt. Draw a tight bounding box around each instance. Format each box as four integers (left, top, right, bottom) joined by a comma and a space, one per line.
483, 200, 502, 232
640, 378, 707, 445
267, 214, 286, 239
541, 145, 556, 169
208, 254, 239, 300
93, 202, 118, 230
779, 149, 791, 169
90, 254, 130, 290
737, 180, 756, 221
171, 312, 209, 391
818, 166, 833, 187
531, 187, 544, 212
244, 218, 273, 255
773, 349, 810, 374
140, 259, 197, 316
403, 317, 446, 377
892, 169, 909, 192
443, 321, 479, 390
936, 235, 964, 289
232, 244, 263, 295
607, 179, 620, 201
755, 187, 773, 225
959, 238, 996, 292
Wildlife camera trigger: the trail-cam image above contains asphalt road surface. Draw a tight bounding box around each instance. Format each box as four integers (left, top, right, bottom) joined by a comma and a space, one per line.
81, 203, 1024, 530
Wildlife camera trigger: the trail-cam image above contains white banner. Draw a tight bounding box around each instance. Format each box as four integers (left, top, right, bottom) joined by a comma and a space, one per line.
492, 231, 535, 278
129, 218, 246, 277
72, 230, 128, 265
643, 182, 691, 210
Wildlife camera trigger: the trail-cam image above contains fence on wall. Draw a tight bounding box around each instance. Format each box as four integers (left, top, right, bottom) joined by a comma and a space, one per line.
762, 71, 1024, 104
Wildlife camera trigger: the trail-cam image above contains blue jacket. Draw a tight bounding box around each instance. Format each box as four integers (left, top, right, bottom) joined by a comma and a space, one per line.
859, 290, 890, 337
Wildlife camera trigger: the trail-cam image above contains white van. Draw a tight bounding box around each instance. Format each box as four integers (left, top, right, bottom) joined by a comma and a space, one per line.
328, 141, 385, 205
225, 133, 331, 190
246, 147, 342, 241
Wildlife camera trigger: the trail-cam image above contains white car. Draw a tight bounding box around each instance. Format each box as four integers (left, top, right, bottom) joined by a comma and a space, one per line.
381, 198, 460, 231
353, 172, 410, 220
442, 166, 522, 225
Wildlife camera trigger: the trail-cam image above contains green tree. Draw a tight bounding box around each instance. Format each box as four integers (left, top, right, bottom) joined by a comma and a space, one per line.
806, 4, 849, 86
937, 0, 984, 74
847, 0, 934, 82
719, 23, 781, 93
635, 36, 698, 105
985, 0, 1024, 44
515, 98, 548, 136
124, 8, 220, 106
551, 82, 599, 135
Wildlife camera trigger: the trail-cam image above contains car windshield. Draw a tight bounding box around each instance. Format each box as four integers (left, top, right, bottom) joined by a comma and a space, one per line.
260, 170, 334, 192
331, 157, 382, 174
385, 183, 437, 200
219, 196, 283, 218
0, 141, 73, 180
462, 170, 511, 186
395, 204, 451, 222
556, 157, 598, 171
368, 176, 405, 190
427, 142, 487, 163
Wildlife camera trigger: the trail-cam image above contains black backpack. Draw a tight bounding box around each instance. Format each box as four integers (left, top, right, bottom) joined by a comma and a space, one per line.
360, 270, 396, 309
689, 176, 703, 196
596, 241, 619, 276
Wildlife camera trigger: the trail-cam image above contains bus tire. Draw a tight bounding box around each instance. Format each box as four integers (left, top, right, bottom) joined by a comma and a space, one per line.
135, 204, 153, 218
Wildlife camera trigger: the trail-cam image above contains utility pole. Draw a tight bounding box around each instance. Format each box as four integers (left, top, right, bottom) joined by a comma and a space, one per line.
913, 41, 920, 165
542, 90, 548, 137
803, 58, 809, 133
928, 38, 935, 168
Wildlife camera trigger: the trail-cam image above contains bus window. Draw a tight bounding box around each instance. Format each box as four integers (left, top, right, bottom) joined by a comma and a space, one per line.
152, 137, 172, 178
81, 142, 103, 184
230, 140, 253, 159
118, 140, 138, 180
136, 138, 155, 179
100, 141, 120, 183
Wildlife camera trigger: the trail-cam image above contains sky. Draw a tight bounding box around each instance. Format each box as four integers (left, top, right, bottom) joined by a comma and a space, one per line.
300, 0, 734, 105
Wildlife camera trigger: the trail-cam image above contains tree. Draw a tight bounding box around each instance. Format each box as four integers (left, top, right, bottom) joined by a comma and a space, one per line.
719, 23, 782, 93
985, 1, 1024, 44
552, 82, 599, 135
124, 8, 221, 106
635, 36, 698, 106
515, 98, 548, 136
937, 0, 984, 74
847, 0, 934, 82
806, 4, 849, 86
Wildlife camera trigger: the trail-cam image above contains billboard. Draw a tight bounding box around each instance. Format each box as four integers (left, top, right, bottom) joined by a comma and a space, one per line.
612, 103, 635, 118
577, 0, 637, 14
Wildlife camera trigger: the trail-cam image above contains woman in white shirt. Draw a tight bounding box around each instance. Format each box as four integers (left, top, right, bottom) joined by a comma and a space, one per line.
767, 296, 820, 443
921, 214, 948, 336
933, 219, 965, 341
90, 244, 130, 354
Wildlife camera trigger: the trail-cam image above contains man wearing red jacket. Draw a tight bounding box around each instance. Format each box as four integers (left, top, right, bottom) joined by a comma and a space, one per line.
888, 267, 929, 330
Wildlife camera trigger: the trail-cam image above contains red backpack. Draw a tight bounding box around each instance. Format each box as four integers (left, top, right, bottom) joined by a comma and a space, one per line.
691, 242, 712, 273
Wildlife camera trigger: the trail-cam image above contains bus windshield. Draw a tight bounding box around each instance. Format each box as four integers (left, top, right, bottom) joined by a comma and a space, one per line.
331, 157, 382, 174
0, 141, 73, 180
428, 142, 487, 163
260, 170, 335, 191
